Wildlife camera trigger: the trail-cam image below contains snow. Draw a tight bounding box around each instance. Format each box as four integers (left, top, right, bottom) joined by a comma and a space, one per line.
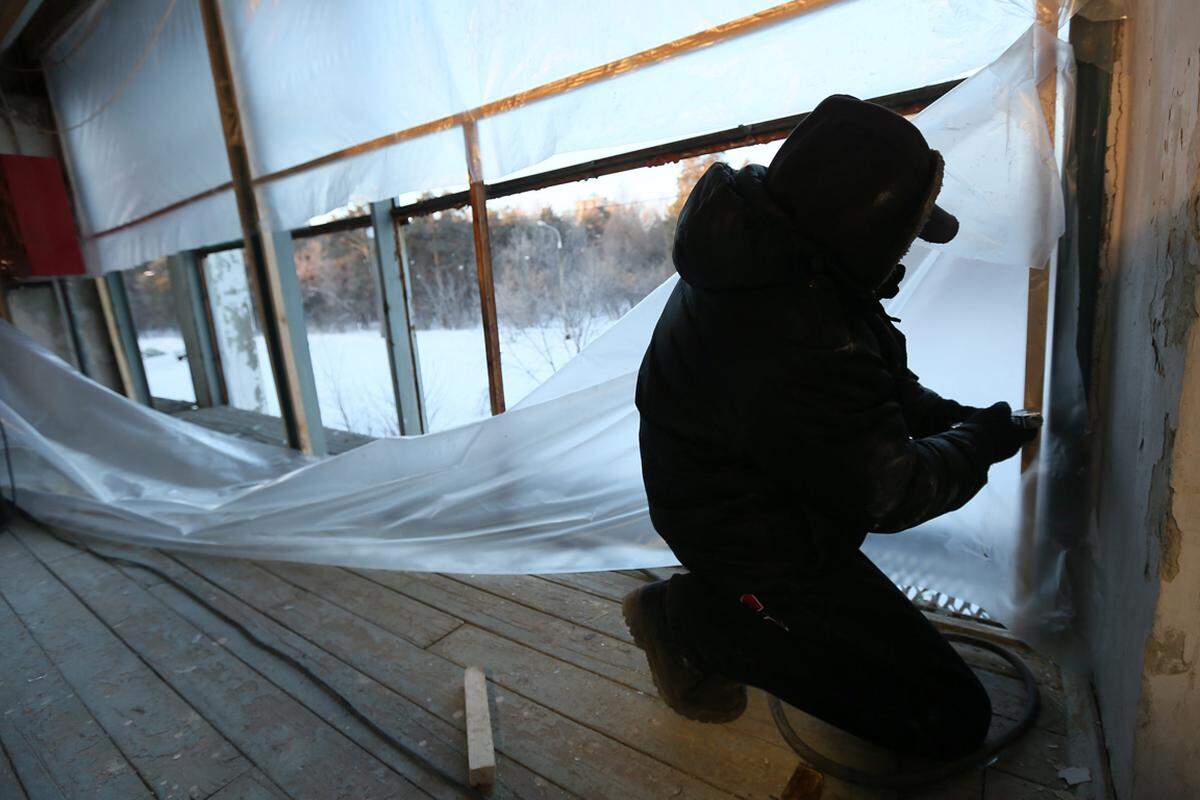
139, 335, 194, 404
140, 320, 618, 437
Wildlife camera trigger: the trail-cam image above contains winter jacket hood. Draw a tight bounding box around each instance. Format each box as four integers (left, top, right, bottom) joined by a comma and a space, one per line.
672, 94, 957, 296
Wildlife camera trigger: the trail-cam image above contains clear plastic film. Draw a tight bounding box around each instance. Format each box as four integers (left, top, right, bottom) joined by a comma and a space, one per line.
2, 26, 1077, 641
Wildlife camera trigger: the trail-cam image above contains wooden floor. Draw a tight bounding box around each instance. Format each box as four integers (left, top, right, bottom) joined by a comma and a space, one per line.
0, 516, 1079, 800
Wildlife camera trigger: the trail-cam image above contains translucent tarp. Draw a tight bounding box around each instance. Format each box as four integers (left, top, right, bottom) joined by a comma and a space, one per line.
3, 28, 1072, 635
48, 0, 1051, 274
44, 0, 241, 273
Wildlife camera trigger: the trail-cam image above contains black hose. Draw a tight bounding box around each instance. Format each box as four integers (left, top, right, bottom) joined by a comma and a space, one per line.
768, 633, 1040, 789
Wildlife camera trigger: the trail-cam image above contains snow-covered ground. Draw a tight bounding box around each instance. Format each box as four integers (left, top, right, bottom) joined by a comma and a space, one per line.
140, 320, 614, 437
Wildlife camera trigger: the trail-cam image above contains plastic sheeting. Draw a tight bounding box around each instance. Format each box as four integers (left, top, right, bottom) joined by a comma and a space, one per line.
48, 0, 1051, 274
44, 0, 241, 274
3, 27, 1072, 635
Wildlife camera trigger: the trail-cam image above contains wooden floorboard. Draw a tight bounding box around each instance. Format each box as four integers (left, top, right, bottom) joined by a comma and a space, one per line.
983, 770, 1073, 799
0, 593, 151, 800
351, 568, 658, 696
538, 570, 648, 603
158, 402, 373, 456
204, 770, 289, 800
446, 573, 634, 643
430, 622, 798, 799
258, 561, 464, 648
0, 532, 246, 800
0, 734, 30, 800
11, 527, 423, 800
2, 517, 1078, 800
140, 552, 558, 800
180, 553, 738, 800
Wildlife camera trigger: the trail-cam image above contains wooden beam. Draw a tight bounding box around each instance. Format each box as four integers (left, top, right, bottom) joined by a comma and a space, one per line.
197, 0, 325, 454
463, 121, 505, 415
370, 201, 426, 434
463, 665, 496, 788
87, 0, 854, 243
0, 0, 43, 54
168, 251, 223, 407
1011, 4, 1063, 611
98, 272, 150, 405
246, 0, 848, 191
1020, 2, 1060, 472
50, 277, 84, 371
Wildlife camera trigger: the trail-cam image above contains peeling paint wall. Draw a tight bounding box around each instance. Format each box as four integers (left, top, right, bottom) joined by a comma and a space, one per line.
1081, 2, 1200, 797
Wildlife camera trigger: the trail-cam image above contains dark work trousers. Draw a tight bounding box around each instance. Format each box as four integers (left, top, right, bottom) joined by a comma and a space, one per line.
663, 550, 993, 760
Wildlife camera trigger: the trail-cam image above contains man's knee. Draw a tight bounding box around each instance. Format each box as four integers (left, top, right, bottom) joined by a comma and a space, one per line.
923, 671, 993, 760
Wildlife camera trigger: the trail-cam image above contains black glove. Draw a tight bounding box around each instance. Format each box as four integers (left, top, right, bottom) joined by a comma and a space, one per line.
936, 399, 981, 431
958, 402, 1037, 464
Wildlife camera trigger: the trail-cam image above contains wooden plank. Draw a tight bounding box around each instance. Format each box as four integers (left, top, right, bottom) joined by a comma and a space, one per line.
462, 120, 505, 415
984, 770, 1073, 800
206, 770, 288, 800
977, 671, 1066, 736
899, 770, 984, 800
463, 667, 496, 788
946, 639, 1063, 694
258, 562, 462, 647
0, 597, 150, 800
169, 405, 372, 455
0, 736, 29, 800
10, 526, 85, 564
987, 721, 1067, 790
353, 569, 656, 695
446, 573, 633, 643
180, 553, 734, 800
24, 541, 420, 799
1, 722, 70, 800
538, 571, 649, 603
141, 554, 554, 800
1060, 667, 1115, 800
0, 532, 246, 800
198, 0, 327, 455
431, 623, 801, 800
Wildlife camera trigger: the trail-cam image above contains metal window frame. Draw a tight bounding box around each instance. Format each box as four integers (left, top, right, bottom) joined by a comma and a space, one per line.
100, 271, 151, 406
59, 67, 1051, 450
198, 0, 327, 456
145, 79, 963, 442
370, 201, 426, 435
167, 251, 225, 407
41, 0, 1065, 454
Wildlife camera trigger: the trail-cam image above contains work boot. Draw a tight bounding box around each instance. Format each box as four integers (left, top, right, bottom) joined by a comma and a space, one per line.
622, 580, 747, 723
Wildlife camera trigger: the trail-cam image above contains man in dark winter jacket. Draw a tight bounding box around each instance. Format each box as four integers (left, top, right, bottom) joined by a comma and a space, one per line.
624, 95, 1036, 761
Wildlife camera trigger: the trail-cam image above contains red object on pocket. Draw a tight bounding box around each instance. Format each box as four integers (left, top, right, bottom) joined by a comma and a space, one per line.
0, 155, 86, 277
739, 593, 765, 613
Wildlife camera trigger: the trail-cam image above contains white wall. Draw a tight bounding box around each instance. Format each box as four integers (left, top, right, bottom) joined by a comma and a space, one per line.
1082, 3, 1200, 797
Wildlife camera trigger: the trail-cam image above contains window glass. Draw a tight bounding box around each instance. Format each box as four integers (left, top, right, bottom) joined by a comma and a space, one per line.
123, 258, 195, 402
201, 248, 279, 415
486, 141, 786, 406
399, 207, 490, 432
294, 227, 399, 436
